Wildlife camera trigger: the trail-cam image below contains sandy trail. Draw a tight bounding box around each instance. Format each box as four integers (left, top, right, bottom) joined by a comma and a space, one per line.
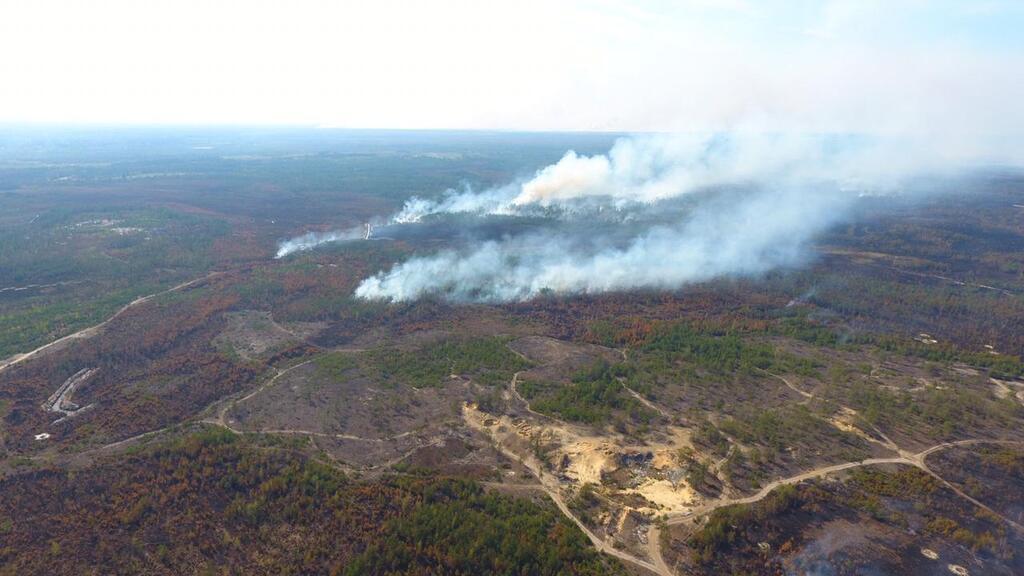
645, 438, 1024, 574
508, 370, 563, 423
0, 272, 221, 375
821, 248, 1017, 296
647, 523, 672, 576
19, 323, 1024, 574
463, 403, 667, 575
676, 457, 910, 523
0, 280, 85, 294
867, 261, 1017, 296
760, 369, 812, 401
508, 345, 1024, 575
206, 357, 320, 427
508, 340, 674, 423
196, 346, 428, 470
663, 439, 1024, 527
620, 380, 672, 418
208, 339, 1024, 573
760, 367, 902, 451
42, 368, 96, 413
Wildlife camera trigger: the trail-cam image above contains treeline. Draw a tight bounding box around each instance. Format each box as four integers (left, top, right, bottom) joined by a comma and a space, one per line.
587, 315, 821, 378
778, 267, 1024, 363
0, 283, 159, 360
718, 404, 864, 457
638, 322, 776, 374
779, 312, 1024, 379
344, 478, 619, 576
316, 336, 530, 389
926, 445, 1024, 528
0, 429, 622, 576
842, 374, 1023, 440
591, 310, 1024, 380
518, 361, 653, 427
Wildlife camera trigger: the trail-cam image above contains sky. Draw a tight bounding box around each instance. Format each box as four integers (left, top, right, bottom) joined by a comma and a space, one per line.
1, 0, 1023, 139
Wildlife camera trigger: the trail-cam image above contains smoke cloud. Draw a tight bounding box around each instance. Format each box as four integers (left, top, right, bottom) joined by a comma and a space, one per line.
393, 183, 518, 223
353, 132, 983, 303
275, 225, 366, 258
355, 184, 849, 302
389, 133, 941, 225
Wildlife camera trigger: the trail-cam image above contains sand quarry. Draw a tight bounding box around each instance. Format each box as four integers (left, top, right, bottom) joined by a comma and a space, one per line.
464, 402, 698, 517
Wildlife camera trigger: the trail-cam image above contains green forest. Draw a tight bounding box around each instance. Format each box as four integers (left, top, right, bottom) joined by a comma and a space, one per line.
0, 428, 623, 576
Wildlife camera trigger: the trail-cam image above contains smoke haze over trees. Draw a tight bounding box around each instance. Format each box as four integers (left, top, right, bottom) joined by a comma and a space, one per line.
347, 133, 1017, 302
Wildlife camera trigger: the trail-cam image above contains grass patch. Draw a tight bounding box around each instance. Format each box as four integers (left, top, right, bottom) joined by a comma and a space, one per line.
518, 361, 653, 426
314, 337, 530, 389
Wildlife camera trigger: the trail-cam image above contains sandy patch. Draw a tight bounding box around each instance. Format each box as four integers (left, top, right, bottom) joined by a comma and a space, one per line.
624, 478, 695, 513
561, 439, 617, 484
990, 378, 1013, 400
215, 310, 299, 359
652, 450, 677, 470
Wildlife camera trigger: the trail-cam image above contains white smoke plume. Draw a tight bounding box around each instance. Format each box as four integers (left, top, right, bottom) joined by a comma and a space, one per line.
354, 132, 980, 303
392, 183, 518, 223
389, 133, 939, 225
355, 184, 849, 302
275, 225, 366, 258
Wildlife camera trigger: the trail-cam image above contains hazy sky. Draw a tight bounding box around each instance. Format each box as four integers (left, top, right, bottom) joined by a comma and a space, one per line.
2, 0, 1022, 136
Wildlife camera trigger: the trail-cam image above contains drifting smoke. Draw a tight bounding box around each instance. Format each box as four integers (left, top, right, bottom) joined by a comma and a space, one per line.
275, 225, 366, 258
393, 183, 518, 223
353, 132, 978, 303
355, 184, 850, 302
390, 133, 933, 225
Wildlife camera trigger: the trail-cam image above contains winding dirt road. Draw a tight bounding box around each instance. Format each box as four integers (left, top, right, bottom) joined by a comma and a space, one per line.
0, 272, 221, 375
198, 348, 425, 471
645, 438, 1024, 575
17, 318, 1024, 575
204, 356, 320, 428
463, 404, 665, 575
496, 343, 1024, 575
508, 370, 564, 424
0, 280, 85, 294
621, 381, 672, 418
760, 369, 813, 401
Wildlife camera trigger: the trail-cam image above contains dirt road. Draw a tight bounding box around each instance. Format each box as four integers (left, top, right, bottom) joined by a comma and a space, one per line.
760, 369, 813, 401
645, 439, 1024, 574
463, 404, 668, 575
0, 272, 220, 375
620, 380, 672, 418
494, 342, 1024, 575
